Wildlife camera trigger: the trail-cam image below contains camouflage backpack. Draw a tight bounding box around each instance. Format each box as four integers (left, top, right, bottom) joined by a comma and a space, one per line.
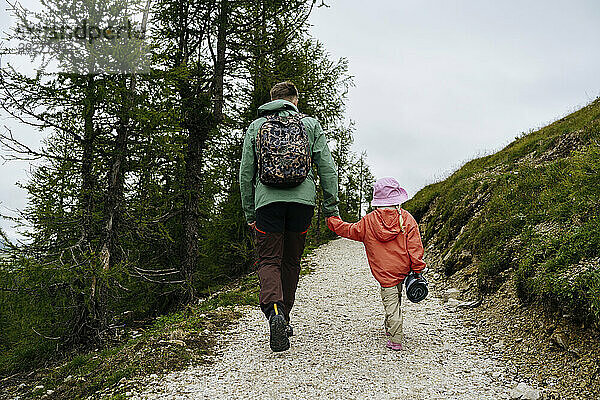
256, 113, 311, 188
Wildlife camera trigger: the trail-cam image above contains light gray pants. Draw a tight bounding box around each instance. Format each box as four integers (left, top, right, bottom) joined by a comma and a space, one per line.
381, 284, 404, 344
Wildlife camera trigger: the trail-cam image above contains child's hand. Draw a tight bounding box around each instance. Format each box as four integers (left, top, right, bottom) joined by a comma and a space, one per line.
326, 216, 341, 231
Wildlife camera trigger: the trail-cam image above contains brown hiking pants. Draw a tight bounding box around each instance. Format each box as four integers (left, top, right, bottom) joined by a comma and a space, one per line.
254, 202, 313, 320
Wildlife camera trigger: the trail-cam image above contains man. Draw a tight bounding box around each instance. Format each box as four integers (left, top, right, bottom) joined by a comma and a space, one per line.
239, 81, 339, 352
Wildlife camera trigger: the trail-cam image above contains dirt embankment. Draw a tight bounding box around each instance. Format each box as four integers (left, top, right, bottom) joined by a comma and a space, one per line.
427, 248, 600, 400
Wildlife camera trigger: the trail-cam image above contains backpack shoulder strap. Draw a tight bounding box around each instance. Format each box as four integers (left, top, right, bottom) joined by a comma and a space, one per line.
395, 206, 406, 233
396, 206, 413, 271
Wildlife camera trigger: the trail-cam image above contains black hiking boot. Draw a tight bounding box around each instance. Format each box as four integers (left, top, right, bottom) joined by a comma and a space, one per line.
269, 304, 290, 352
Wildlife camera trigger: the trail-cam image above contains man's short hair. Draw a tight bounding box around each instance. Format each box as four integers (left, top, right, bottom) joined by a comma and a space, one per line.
270, 81, 299, 101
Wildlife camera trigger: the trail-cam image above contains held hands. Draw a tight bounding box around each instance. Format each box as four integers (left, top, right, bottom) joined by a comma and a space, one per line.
325, 216, 340, 231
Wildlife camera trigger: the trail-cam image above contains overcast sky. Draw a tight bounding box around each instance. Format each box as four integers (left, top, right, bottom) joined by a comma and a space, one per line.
2, 0, 600, 240
308, 0, 600, 192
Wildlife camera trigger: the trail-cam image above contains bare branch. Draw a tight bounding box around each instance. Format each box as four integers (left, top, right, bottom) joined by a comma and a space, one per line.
31, 327, 62, 340
0, 126, 78, 162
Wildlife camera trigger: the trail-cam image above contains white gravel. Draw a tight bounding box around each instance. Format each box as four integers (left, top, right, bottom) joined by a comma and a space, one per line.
131, 238, 512, 400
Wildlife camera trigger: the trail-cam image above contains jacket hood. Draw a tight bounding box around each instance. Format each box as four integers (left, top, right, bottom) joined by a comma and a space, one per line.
257, 99, 299, 116
372, 208, 402, 242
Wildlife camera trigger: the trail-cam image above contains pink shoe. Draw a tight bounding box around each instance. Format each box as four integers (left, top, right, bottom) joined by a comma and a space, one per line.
386, 340, 403, 351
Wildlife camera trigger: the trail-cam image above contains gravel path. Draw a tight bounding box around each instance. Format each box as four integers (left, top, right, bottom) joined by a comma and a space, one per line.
132, 238, 512, 400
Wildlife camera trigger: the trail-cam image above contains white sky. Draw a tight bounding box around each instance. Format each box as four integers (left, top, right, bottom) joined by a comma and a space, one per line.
2, 0, 600, 240
308, 0, 600, 194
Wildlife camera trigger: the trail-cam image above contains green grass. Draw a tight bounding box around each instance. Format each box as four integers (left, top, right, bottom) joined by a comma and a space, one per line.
404, 98, 600, 327
0, 288, 243, 399
198, 274, 260, 312
1, 241, 323, 398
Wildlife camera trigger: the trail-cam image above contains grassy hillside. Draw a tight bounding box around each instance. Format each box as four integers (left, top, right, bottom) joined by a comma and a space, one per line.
404, 98, 600, 327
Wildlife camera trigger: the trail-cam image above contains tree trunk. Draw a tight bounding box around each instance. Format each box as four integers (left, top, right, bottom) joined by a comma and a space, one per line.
98, 0, 150, 275
94, 0, 151, 334
181, 114, 205, 300
100, 79, 130, 270
73, 74, 97, 344
213, 0, 228, 121
81, 75, 97, 247
180, 0, 228, 300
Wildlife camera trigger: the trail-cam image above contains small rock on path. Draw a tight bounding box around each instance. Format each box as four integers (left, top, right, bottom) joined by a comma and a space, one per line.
132, 238, 515, 399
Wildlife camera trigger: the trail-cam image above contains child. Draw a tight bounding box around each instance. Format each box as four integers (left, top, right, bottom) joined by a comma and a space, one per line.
326, 177, 427, 351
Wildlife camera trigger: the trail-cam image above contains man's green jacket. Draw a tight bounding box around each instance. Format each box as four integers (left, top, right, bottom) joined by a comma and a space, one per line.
239, 99, 340, 224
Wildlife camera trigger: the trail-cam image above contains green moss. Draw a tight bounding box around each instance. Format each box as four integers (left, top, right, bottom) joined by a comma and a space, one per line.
0, 254, 323, 399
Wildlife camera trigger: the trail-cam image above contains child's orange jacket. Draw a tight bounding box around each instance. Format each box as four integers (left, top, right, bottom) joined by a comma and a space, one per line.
327, 208, 427, 288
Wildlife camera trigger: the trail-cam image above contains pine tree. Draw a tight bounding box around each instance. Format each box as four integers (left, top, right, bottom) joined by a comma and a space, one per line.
0, 0, 374, 373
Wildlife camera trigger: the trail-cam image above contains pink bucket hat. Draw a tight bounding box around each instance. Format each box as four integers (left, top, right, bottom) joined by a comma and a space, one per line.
371, 177, 409, 207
